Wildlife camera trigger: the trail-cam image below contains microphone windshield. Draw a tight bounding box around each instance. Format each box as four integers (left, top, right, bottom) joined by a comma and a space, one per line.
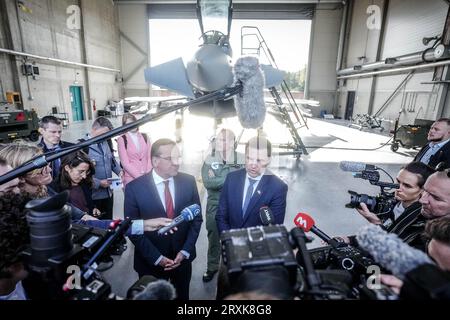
339, 161, 367, 172
293, 213, 315, 232
233, 56, 266, 129
356, 224, 434, 279
181, 204, 201, 221
133, 279, 177, 300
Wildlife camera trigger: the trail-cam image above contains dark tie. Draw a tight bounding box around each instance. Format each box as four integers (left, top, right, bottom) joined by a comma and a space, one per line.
50, 146, 61, 178
242, 178, 257, 217
163, 180, 174, 219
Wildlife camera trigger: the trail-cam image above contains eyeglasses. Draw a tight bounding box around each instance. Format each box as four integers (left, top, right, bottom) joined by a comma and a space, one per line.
74, 168, 91, 176
155, 155, 182, 163
28, 165, 51, 176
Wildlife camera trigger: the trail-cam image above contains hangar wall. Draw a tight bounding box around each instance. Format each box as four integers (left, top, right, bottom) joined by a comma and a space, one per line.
337, 0, 449, 126
0, 0, 121, 121
118, 3, 149, 98
306, 3, 343, 117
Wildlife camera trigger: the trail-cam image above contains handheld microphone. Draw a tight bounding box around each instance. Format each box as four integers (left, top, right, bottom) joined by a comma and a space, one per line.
233, 56, 266, 129
294, 213, 375, 272
157, 204, 200, 236
339, 161, 378, 172
259, 206, 275, 226
293, 212, 335, 244
356, 224, 434, 279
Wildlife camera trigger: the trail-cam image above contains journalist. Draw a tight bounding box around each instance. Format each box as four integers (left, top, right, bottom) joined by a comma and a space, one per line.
0, 157, 20, 195
51, 151, 101, 217
379, 216, 450, 299
0, 142, 174, 235
81, 116, 122, 220
0, 193, 31, 300
345, 162, 434, 250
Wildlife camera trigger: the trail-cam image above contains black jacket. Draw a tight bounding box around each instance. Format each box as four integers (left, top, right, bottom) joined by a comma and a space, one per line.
38, 139, 75, 178
349, 201, 428, 252
49, 180, 96, 215
124, 171, 203, 274
414, 140, 450, 169
386, 201, 428, 251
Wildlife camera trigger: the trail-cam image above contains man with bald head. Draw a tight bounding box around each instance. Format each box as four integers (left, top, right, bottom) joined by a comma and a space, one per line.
419, 168, 450, 220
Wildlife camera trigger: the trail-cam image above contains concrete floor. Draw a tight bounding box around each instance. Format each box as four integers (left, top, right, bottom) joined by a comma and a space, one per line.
62, 110, 416, 299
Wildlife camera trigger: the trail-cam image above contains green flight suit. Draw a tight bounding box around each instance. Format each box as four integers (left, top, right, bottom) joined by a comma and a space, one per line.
201, 150, 245, 273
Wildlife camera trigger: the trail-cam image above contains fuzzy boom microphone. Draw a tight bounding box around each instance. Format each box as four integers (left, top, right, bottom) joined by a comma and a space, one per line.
233, 56, 266, 129
356, 224, 434, 279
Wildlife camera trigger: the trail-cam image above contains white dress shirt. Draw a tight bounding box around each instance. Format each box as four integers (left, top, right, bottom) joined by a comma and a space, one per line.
151, 170, 189, 265
152, 169, 175, 211
420, 138, 450, 165
392, 202, 406, 220
0, 281, 27, 300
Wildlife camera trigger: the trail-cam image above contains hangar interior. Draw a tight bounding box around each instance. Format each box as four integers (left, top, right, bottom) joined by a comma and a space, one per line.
1, 0, 449, 299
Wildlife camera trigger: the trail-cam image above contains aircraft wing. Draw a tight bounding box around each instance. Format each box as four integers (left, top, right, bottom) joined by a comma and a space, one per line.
144, 58, 195, 99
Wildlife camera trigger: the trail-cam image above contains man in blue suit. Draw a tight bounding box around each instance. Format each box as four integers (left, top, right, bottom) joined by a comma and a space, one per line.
216, 136, 288, 233
124, 139, 202, 300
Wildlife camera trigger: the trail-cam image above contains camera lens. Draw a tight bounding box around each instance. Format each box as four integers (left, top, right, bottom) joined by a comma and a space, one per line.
346, 190, 378, 211
25, 191, 73, 269
341, 258, 355, 270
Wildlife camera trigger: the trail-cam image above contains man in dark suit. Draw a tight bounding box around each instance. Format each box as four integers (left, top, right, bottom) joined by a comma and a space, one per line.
124, 138, 202, 300
414, 118, 450, 169
216, 136, 288, 233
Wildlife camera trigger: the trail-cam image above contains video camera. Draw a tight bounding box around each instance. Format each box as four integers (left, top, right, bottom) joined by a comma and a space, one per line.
217, 208, 372, 300
20, 191, 130, 300
340, 161, 399, 222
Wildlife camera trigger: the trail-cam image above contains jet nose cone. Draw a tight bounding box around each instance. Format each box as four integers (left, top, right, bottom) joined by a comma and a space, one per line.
186, 44, 233, 92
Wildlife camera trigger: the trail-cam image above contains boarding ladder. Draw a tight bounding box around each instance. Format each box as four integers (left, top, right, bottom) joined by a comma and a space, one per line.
241, 26, 309, 157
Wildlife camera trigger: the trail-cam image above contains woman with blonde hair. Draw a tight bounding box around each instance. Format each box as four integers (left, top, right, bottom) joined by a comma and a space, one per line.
0, 142, 93, 221
0, 142, 51, 198
117, 113, 152, 187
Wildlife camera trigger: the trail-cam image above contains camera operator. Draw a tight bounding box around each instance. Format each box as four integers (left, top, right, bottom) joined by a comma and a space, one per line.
0, 193, 31, 300
0, 142, 174, 235
343, 162, 435, 251
425, 216, 450, 271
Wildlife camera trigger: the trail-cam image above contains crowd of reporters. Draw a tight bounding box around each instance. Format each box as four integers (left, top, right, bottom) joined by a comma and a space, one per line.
0, 115, 450, 300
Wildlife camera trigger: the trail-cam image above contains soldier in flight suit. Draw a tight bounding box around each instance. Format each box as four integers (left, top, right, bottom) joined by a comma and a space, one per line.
201, 129, 244, 282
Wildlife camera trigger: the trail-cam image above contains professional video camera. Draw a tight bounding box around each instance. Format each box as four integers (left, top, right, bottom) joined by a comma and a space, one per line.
217, 208, 371, 300
340, 161, 399, 222
20, 191, 130, 300
20, 191, 178, 300
293, 212, 398, 300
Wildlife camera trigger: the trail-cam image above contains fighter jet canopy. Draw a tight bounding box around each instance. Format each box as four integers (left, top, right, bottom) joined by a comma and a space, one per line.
197, 0, 233, 42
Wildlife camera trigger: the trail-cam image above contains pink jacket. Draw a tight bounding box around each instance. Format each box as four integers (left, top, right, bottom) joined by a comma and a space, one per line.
117, 132, 152, 186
